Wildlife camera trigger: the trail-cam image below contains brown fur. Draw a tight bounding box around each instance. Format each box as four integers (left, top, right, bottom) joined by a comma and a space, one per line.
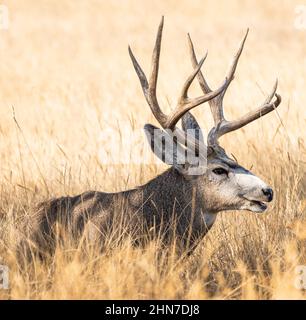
17, 167, 214, 261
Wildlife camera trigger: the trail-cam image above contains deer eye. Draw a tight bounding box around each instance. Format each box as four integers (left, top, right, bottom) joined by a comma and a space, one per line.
212, 167, 228, 175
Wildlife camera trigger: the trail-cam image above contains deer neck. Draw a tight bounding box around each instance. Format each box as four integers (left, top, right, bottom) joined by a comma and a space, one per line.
141, 167, 218, 229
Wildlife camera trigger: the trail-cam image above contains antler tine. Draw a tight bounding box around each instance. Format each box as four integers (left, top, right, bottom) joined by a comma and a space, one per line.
207, 79, 281, 145
214, 29, 248, 124
188, 30, 248, 125
187, 33, 212, 94
215, 80, 281, 138
149, 16, 164, 94
221, 29, 249, 99
188, 33, 226, 125
129, 17, 229, 132
263, 78, 278, 105
180, 53, 207, 100
128, 17, 168, 128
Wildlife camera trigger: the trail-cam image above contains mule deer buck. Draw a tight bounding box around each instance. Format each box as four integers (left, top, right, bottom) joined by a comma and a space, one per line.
17, 17, 281, 260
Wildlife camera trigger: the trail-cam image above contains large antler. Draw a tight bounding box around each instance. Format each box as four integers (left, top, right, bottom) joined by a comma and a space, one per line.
188, 30, 282, 146
128, 16, 228, 133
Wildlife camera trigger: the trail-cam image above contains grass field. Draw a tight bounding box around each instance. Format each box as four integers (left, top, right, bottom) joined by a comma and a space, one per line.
0, 0, 305, 299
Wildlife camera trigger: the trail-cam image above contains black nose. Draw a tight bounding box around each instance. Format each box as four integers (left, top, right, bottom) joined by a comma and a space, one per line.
262, 188, 273, 202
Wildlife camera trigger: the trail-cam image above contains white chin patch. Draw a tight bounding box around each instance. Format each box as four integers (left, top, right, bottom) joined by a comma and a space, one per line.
249, 201, 267, 213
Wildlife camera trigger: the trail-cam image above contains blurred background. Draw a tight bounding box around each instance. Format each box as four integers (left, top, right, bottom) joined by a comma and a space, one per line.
0, 1, 304, 195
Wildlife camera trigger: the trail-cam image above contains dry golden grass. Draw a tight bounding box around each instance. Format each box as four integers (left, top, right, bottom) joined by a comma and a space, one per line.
0, 0, 305, 299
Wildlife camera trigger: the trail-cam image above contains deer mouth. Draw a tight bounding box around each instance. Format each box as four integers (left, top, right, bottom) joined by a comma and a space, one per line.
241, 196, 268, 212
249, 200, 267, 211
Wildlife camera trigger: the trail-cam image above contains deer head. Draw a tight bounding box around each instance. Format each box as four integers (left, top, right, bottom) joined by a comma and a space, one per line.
129, 17, 281, 213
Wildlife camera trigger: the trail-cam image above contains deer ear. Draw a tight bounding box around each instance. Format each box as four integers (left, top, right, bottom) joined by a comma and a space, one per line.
144, 124, 188, 173
182, 112, 200, 130
181, 112, 204, 145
